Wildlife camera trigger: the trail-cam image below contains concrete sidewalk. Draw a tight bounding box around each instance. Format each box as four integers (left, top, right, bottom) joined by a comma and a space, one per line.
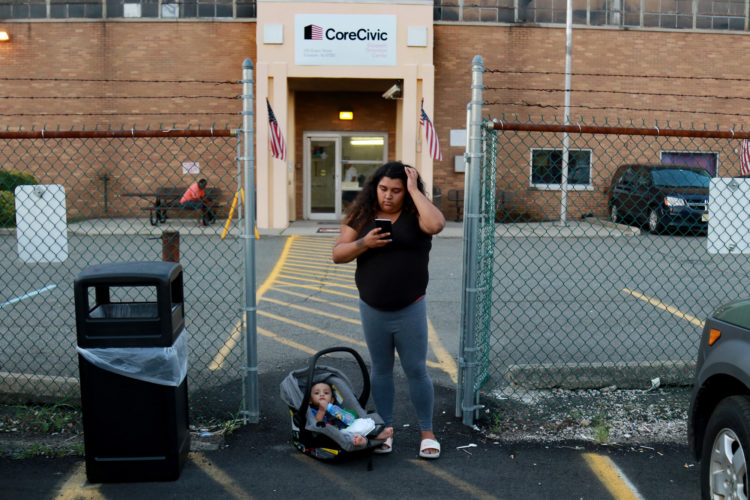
58, 216, 637, 238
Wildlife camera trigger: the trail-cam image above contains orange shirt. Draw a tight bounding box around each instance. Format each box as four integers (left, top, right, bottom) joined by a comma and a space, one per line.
180, 182, 205, 204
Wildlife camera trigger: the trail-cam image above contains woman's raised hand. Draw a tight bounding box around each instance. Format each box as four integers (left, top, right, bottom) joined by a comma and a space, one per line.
404, 166, 419, 193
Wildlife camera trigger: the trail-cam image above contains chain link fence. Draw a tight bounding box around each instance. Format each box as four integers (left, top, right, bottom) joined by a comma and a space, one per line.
462, 117, 750, 428
0, 130, 252, 424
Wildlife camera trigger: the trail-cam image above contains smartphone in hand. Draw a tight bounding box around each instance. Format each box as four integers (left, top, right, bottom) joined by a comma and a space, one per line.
374, 218, 392, 235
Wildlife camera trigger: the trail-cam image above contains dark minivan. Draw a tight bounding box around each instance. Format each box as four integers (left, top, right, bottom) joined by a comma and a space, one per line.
608, 163, 711, 234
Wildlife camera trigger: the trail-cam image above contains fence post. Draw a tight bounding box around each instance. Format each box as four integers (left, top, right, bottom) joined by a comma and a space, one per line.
240, 58, 259, 423
161, 230, 180, 262
457, 55, 484, 426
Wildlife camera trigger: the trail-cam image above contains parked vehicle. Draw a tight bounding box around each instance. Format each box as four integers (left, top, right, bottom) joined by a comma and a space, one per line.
689, 298, 750, 499
608, 164, 710, 233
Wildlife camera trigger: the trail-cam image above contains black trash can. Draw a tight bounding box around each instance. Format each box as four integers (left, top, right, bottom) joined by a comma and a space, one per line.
74, 261, 190, 483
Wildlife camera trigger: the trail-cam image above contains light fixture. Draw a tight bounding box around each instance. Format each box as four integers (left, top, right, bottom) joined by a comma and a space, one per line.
339, 109, 354, 121
0, 32, 9, 42
350, 137, 384, 146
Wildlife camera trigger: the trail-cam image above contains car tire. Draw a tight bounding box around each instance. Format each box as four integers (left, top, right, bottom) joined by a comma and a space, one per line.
648, 207, 664, 234
700, 395, 750, 500
610, 203, 622, 225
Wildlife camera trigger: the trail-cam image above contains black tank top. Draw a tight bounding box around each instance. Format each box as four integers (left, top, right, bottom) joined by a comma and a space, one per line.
353, 211, 432, 311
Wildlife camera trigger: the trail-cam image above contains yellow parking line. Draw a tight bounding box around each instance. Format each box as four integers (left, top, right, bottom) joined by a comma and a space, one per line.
283, 262, 354, 277
273, 280, 359, 299
290, 453, 370, 499
261, 296, 361, 325
279, 269, 356, 283
209, 321, 242, 370
292, 242, 335, 250
286, 256, 335, 266
212, 233, 457, 382
262, 297, 450, 371
54, 461, 102, 500
622, 288, 704, 327
582, 453, 644, 500
259, 310, 367, 347
258, 326, 317, 354
269, 287, 360, 312
257, 235, 297, 300
288, 248, 335, 257
191, 452, 254, 500
277, 273, 358, 290
211, 235, 297, 370
428, 318, 458, 383
290, 237, 337, 248
408, 459, 499, 499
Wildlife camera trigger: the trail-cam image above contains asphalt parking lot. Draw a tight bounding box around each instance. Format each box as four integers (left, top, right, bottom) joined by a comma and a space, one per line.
1, 366, 700, 499
1, 219, 714, 498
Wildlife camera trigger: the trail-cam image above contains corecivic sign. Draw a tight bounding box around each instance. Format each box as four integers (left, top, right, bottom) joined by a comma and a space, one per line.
294, 14, 397, 66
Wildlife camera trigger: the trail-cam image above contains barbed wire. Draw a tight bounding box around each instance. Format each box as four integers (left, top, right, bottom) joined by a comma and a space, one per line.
0, 0, 254, 6
0, 112, 238, 116
485, 86, 750, 102
0, 77, 237, 85
485, 68, 750, 83
0, 96, 238, 100
485, 100, 750, 118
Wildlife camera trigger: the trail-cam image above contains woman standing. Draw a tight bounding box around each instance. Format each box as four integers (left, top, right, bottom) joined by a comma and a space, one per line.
332, 161, 446, 458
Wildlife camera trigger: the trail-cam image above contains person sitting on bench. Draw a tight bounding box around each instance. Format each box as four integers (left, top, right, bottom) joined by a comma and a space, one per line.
180, 178, 210, 226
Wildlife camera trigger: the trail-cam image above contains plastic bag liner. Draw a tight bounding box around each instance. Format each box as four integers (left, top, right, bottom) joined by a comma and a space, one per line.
76, 329, 188, 387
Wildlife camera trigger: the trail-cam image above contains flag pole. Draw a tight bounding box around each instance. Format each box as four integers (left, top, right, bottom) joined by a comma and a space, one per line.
560, 0, 572, 226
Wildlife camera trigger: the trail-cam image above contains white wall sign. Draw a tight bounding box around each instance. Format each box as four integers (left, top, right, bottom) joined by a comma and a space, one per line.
708, 178, 750, 254
182, 162, 200, 175
450, 129, 467, 147
295, 14, 397, 66
264, 24, 284, 44
15, 184, 68, 263
407, 26, 427, 47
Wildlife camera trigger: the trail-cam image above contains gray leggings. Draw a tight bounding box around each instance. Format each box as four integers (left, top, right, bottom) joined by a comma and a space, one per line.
359, 297, 434, 431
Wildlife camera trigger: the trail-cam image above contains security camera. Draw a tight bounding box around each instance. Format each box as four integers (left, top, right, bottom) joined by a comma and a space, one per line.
382, 83, 402, 100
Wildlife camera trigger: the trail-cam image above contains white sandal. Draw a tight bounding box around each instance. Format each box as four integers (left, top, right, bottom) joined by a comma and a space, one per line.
419, 438, 441, 459
373, 436, 393, 454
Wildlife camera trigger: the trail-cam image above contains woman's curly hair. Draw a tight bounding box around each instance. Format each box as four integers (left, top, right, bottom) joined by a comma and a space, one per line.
344, 161, 425, 232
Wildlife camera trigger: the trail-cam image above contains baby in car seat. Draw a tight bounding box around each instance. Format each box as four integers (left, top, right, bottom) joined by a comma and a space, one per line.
309, 382, 375, 447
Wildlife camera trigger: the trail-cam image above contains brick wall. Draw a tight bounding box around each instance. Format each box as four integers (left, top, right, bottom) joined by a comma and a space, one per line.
1, 21, 256, 130
433, 24, 750, 220
3, 21, 750, 221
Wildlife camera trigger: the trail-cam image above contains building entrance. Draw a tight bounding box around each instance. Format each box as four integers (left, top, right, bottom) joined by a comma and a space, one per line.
303, 132, 387, 220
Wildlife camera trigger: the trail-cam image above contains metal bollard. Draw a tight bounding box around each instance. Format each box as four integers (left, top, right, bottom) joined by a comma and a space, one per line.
161, 230, 180, 262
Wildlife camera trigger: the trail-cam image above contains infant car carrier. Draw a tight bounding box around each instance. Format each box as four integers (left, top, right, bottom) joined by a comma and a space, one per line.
280, 347, 386, 460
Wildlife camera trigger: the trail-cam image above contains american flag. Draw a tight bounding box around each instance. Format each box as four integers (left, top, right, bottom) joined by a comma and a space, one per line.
266, 99, 286, 161
420, 100, 442, 161
741, 139, 750, 176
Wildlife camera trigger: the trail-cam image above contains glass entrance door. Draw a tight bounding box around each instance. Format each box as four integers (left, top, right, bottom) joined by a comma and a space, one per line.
304, 133, 387, 220
307, 136, 339, 219
340, 135, 387, 212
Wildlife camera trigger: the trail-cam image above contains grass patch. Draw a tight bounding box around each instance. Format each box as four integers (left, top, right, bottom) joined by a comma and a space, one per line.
1, 400, 83, 435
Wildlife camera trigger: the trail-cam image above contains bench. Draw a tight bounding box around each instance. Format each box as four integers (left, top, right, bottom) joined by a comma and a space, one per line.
123, 187, 224, 226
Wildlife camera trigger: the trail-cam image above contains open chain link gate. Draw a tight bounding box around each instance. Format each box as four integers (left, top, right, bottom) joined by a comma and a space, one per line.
0, 60, 260, 427
0, 129, 257, 426
458, 55, 750, 428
